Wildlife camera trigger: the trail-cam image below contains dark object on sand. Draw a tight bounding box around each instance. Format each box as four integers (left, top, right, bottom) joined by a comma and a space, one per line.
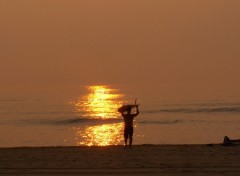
223, 136, 240, 145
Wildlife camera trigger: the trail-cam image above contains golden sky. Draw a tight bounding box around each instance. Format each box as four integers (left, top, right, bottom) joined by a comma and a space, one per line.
1, 0, 240, 93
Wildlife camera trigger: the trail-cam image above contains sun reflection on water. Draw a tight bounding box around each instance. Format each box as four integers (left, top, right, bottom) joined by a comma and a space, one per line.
74, 85, 124, 119
74, 123, 124, 146
73, 85, 126, 146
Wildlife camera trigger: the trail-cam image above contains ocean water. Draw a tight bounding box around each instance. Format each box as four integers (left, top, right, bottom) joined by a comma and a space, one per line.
1, 85, 240, 147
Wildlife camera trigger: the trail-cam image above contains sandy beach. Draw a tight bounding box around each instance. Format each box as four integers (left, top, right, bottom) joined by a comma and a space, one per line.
1, 144, 240, 175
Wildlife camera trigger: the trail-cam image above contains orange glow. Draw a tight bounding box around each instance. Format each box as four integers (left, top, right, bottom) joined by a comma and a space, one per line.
75, 123, 124, 146
74, 85, 124, 119
72, 85, 126, 146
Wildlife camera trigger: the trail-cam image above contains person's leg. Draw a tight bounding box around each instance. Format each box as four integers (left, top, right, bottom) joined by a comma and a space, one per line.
129, 127, 133, 148
129, 137, 132, 148
124, 138, 127, 146
124, 128, 128, 146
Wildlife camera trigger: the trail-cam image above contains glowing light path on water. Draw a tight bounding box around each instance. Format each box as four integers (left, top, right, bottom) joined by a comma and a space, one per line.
75, 123, 124, 146
73, 85, 125, 146
74, 85, 124, 119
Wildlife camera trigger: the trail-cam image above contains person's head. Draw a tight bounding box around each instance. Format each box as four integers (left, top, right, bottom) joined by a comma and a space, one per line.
126, 106, 131, 114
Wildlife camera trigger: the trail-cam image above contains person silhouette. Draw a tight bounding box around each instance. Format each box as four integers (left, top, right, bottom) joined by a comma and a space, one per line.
120, 105, 139, 148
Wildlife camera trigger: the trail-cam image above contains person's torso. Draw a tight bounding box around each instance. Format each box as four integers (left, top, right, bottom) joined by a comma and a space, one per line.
123, 115, 134, 128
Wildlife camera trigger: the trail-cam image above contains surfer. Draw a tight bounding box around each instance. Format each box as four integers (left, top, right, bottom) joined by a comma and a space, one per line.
120, 105, 139, 148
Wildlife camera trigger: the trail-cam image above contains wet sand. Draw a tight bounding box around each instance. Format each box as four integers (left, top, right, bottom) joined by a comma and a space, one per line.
1, 144, 240, 175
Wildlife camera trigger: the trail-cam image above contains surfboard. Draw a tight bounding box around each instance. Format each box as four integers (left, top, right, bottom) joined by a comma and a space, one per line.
118, 105, 138, 113
118, 99, 139, 113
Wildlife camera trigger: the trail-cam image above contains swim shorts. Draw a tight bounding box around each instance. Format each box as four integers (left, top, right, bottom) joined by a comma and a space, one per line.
124, 126, 133, 139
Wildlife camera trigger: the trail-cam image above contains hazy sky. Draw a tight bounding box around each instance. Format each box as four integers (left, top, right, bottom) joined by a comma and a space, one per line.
1, 0, 240, 95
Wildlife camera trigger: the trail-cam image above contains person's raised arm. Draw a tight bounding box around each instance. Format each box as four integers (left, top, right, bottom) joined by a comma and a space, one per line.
135, 105, 139, 116
121, 111, 126, 118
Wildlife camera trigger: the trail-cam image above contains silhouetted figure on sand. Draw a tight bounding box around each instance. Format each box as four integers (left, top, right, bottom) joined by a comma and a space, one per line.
223, 136, 240, 145
119, 105, 139, 148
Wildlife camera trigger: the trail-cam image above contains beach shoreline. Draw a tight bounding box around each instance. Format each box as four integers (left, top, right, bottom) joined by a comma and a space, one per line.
1, 144, 240, 175
0, 143, 224, 150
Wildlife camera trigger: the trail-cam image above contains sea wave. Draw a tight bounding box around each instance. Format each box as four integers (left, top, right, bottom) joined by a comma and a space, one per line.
19, 117, 122, 125
138, 119, 182, 124
56, 118, 122, 125
18, 118, 183, 126
143, 107, 240, 114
